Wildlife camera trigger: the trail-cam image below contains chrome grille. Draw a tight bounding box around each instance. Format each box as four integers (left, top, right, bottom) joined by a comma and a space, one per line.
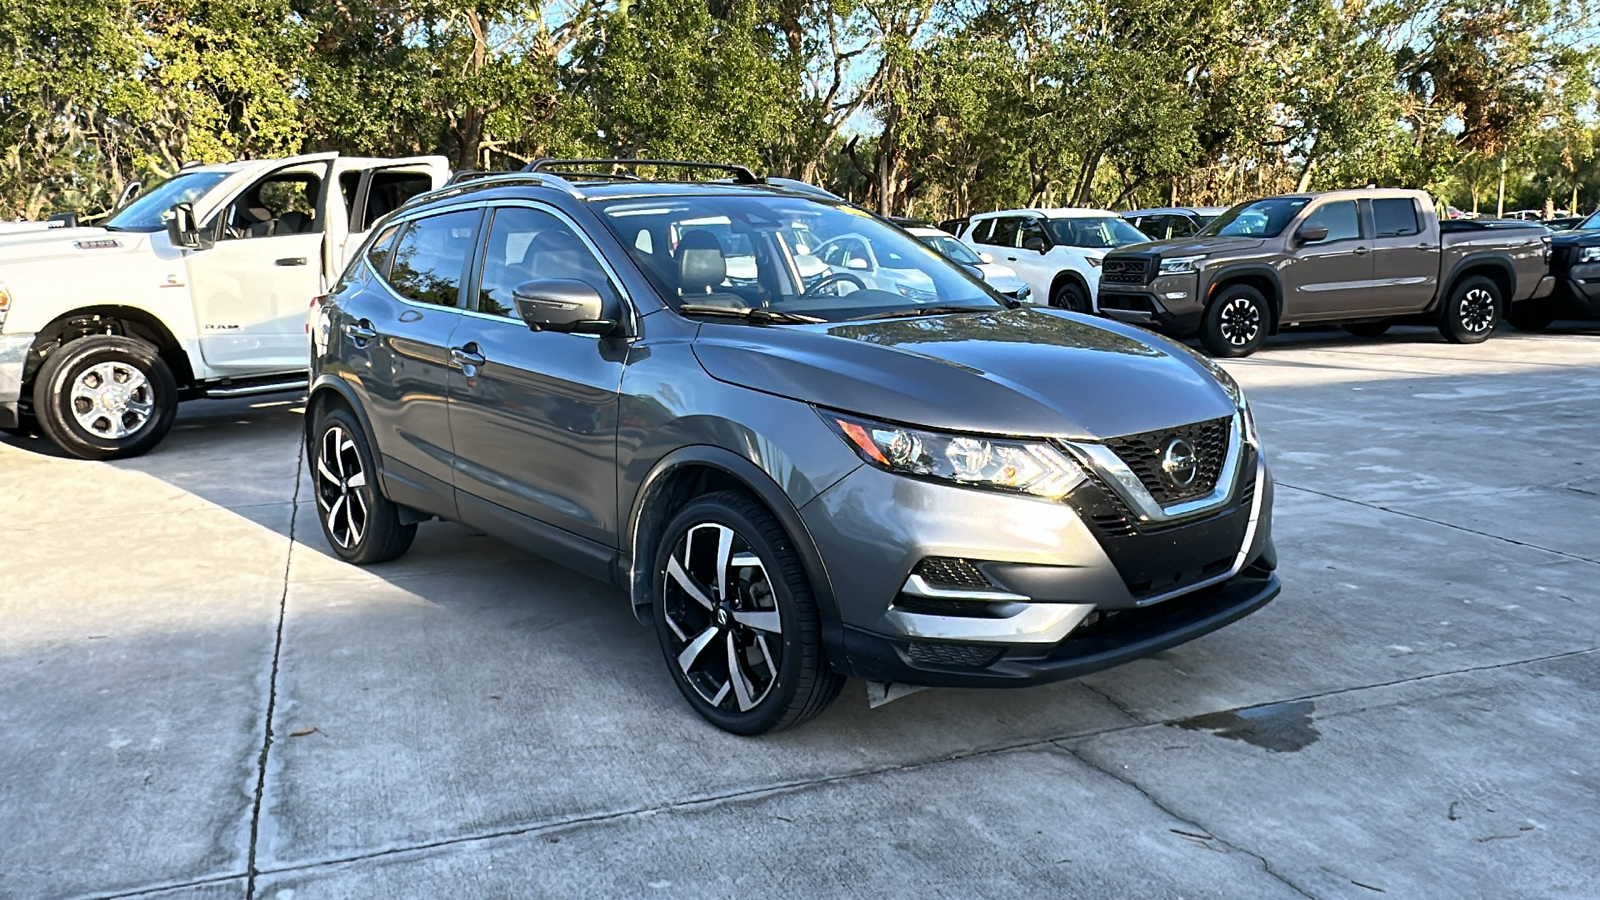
1103, 417, 1231, 506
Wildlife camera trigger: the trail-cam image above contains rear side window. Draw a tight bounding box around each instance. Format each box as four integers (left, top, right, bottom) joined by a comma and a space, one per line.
384, 210, 480, 307
1303, 201, 1361, 243
968, 218, 995, 243
1373, 198, 1421, 237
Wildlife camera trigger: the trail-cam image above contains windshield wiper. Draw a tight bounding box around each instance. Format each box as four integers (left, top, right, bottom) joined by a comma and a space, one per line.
842, 305, 995, 322
677, 304, 826, 325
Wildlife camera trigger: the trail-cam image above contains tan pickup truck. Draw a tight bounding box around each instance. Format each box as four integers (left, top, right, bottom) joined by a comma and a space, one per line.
1095, 188, 1554, 357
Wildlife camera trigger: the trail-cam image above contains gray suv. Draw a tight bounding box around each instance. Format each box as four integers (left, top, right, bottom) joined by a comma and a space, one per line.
307, 160, 1280, 733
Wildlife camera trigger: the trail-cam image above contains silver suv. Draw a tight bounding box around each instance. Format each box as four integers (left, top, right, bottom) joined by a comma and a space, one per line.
307, 160, 1281, 733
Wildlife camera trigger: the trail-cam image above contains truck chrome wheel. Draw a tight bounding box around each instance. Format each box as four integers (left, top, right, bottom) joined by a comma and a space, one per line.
70, 362, 154, 439
661, 522, 783, 713
1459, 288, 1496, 333
1219, 297, 1261, 345
315, 424, 368, 549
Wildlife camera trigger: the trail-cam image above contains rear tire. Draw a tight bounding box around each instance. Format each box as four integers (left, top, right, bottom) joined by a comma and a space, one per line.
1050, 279, 1089, 312
1438, 276, 1502, 344
1200, 285, 1270, 357
311, 406, 416, 564
1342, 322, 1391, 338
1506, 300, 1555, 332
652, 490, 844, 735
32, 335, 178, 460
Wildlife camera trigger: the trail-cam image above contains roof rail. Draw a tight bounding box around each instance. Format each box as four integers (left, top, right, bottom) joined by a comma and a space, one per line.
521, 158, 764, 185
400, 173, 573, 210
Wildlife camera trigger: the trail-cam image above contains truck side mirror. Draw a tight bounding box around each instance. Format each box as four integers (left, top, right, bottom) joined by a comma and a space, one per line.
1296, 224, 1329, 245
513, 279, 617, 335
166, 202, 209, 250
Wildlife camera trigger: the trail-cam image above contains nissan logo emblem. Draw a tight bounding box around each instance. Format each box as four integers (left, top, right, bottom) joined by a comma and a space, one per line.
1161, 437, 1198, 487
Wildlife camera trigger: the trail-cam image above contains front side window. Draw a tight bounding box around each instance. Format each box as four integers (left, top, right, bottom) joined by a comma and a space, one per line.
1302, 201, 1361, 243
1372, 198, 1420, 237
596, 195, 999, 322
1045, 216, 1150, 249
1202, 198, 1311, 238
1018, 218, 1050, 249
384, 210, 479, 307
103, 171, 231, 233
221, 173, 323, 239
477, 206, 613, 318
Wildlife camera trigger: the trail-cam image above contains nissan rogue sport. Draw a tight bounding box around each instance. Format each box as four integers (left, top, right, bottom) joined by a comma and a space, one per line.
307, 160, 1281, 734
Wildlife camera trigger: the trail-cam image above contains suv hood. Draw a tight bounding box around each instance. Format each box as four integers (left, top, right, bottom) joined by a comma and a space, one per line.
1118, 235, 1264, 257
0, 226, 145, 263
691, 307, 1234, 440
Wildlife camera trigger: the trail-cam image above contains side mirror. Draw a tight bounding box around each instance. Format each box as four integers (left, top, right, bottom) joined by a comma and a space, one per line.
978, 251, 994, 264
1296, 224, 1329, 245
513, 279, 617, 335
1022, 235, 1049, 253
845, 257, 870, 270
166, 202, 206, 250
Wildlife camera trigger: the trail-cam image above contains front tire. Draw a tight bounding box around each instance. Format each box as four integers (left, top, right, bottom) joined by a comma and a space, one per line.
652, 491, 844, 735
1200, 285, 1270, 357
1438, 276, 1502, 344
32, 335, 178, 460
1050, 279, 1089, 312
311, 406, 416, 564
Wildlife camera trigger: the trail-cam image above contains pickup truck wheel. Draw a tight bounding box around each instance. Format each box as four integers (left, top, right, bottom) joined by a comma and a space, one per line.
312, 407, 416, 564
1050, 280, 1089, 312
653, 491, 844, 735
1506, 300, 1555, 332
1343, 322, 1391, 337
1200, 286, 1269, 357
1439, 276, 1502, 344
32, 335, 178, 460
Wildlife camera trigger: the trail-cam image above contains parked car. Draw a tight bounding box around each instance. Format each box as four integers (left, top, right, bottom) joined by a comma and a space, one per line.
1514, 211, 1600, 329
1544, 216, 1585, 232
308, 158, 1280, 734
1123, 207, 1228, 240
955, 208, 1150, 312
0, 153, 449, 457
1096, 189, 1554, 357
906, 225, 1030, 301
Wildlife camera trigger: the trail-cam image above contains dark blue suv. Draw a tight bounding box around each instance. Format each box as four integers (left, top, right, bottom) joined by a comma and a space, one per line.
307, 160, 1280, 733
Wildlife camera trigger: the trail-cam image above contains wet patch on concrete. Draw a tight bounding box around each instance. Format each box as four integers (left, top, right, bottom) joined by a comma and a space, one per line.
1176, 700, 1321, 752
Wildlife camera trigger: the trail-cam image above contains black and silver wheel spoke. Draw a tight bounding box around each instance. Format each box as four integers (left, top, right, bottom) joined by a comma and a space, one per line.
1461, 289, 1495, 332
1220, 298, 1260, 345
315, 425, 367, 549
661, 522, 783, 713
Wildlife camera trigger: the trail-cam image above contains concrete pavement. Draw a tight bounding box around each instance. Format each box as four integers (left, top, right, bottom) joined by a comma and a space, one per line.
2, 325, 1597, 899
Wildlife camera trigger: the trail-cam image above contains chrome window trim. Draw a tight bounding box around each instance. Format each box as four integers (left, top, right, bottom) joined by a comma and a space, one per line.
1059, 412, 1245, 524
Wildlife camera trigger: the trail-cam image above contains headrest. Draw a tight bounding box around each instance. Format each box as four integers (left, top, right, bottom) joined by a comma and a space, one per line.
677, 230, 726, 293
524, 230, 600, 283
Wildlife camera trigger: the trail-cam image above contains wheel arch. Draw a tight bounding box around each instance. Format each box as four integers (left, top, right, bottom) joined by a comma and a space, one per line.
1048, 268, 1091, 308
1203, 266, 1284, 333
624, 446, 846, 671
27, 305, 196, 392
1441, 255, 1515, 310
304, 376, 383, 472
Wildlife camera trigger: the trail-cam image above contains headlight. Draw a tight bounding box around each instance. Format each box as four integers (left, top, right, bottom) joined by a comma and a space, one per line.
1578, 246, 1600, 263
1158, 255, 1205, 275
827, 412, 1087, 499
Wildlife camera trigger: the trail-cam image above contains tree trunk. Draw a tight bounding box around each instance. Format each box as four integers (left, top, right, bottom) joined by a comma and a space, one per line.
1496, 155, 1506, 219
1295, 157, 1316, 193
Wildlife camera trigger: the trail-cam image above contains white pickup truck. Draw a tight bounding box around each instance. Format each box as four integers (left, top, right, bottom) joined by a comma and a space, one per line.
0, 152, 449, 459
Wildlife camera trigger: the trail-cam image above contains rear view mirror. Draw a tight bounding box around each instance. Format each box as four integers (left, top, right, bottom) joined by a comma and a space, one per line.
166, 202, 207, 250
513, 279, 617, 335
1296, 224, 1329, 245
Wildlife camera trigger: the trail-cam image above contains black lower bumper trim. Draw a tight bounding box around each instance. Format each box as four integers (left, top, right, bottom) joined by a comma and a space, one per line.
1096, 291, 1203, 336
840, 566, 1281, 688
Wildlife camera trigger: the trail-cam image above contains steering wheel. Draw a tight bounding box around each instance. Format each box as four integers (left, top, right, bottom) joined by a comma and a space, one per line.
802, 272, 867, 298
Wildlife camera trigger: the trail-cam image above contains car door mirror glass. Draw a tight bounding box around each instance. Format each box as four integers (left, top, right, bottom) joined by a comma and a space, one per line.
1296, 224, 1329, 245
513, 279, 616, 335
845, 257, 869, 270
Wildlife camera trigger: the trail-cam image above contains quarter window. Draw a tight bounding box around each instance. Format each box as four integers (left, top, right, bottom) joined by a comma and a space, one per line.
1302, 201, 1361, 243
366, 223, 401, 277
477, 206, 614, 318
385, 210, 480, 307
1372, 198, 1421, 237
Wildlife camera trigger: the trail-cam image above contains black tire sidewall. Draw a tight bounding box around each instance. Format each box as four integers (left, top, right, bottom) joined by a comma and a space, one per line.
651, 493, 815, 735
1441, 276, 1502, 343
1201, 286, 1269, 357
1051, 280, 1088, 312
33, 336, 178, 460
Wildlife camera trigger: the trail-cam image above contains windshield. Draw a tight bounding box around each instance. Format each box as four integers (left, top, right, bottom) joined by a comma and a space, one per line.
104, 171, 231, 232
918, 234, 983, 265
596, 195, 1000, 322
1200, 198, 1310, 238
1577, 212, 1600, 231
1044, 216, 1149, 249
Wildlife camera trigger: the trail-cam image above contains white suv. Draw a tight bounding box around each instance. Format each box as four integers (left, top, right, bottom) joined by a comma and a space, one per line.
958, 209, 1151, 312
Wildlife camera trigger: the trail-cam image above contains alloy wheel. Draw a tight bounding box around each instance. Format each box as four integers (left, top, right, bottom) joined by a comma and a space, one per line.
1219, 297, 1261, 345
661, 522, 783, 713
69, 361, 154, 439
315, 425, 369, 549
1459, 288, 1496, 332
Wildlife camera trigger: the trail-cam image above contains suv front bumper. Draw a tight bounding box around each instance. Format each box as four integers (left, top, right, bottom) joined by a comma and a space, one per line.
1097, 275, 1204, 335
0, 333, 34, 430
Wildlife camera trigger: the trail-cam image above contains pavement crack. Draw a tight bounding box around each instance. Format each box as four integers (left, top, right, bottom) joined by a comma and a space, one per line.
1050, 740, 1319, 899
245, 436, 304, 899
1077, 679, 1141, 723
1277, 482, 1600, 566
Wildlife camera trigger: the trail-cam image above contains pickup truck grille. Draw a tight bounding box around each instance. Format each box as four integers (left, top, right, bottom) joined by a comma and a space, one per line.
1100, 257, 1150, 285
1104, 416, 1231, 506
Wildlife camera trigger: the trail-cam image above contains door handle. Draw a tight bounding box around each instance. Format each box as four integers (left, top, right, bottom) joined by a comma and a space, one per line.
450, 344, 487, 368
343, 320, 377, 340
1006, 256, 1019, 262
1352, 246, 1369, 255
275, 257, 308, 266
1417, 243, 1436, 249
